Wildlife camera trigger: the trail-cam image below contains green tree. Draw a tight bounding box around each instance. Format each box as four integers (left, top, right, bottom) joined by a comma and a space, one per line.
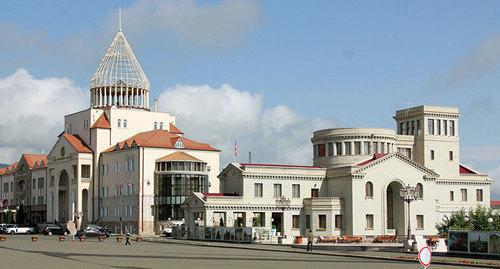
436, 206, 499, 236
6, 209, 13, 224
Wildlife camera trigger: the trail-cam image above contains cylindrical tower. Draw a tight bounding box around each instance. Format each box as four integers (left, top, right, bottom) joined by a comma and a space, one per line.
89, 29, 150, 110
311, 128, 398, 168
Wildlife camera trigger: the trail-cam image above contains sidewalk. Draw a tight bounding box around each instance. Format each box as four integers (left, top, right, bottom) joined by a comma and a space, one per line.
144, 237, 500, 268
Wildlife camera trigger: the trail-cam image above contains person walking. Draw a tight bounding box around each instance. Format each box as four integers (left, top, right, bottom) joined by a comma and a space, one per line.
125, 232, 131, 246
306, 230, 314, 252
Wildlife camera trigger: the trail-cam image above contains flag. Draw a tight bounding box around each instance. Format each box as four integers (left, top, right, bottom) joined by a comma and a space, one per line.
234, 140, 238, 162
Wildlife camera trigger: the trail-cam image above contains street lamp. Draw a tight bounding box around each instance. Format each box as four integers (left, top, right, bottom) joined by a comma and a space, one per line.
275, 196, 291, 241
399, 184, 417, 240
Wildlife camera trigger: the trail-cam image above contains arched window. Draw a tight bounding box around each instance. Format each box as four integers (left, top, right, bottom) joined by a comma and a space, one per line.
117, 119, 121, 128
159, 122, 163, 130
154, 122, 158, 130
416, 183, 423, 199
365, 182, 373, 198
123, 119, 127, 128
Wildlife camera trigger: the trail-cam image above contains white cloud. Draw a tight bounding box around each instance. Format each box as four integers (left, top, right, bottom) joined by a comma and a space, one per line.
448, 33, 500, 84
121, 0, 262, 48
0, 69, 87, 163
158, 84, 335, 166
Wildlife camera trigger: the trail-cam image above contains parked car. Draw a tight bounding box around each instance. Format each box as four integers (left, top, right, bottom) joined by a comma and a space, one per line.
0, 224, 15, 234
3, 225, 35, 234
76, 225, 109, 238
42, 226, 70, 236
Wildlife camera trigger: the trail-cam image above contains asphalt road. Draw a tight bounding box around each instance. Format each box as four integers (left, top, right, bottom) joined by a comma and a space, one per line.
0, 235, 457, 269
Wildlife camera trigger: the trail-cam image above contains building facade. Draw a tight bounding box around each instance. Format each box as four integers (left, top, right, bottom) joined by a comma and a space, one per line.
183, 105, 492, 240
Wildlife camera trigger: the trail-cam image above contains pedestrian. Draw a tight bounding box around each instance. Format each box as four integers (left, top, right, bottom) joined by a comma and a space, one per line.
125, 232, 131, 246
306, 230, 314, 252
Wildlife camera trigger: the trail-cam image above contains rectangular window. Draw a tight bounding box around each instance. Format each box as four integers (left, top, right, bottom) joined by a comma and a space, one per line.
430, 150, 435, 160
476, 189, 483, 202
335, 215, 343, 230
318, 215, 326, 229
327, 143, 334, 156
461, 189, 467, 201
32, 197, 36, 205
3, 183, 8, 193
292, 184, 300, 198
411, 121, 415, 135
437, 120, 441, 135
115, 162, 119, 173
399, 122, 404, 135
336, 142, 342, 156
450, 120, 455, 136
254, 183, 263, 197
354, 142, 361, 155
38, 178, 44, 189
374, 143, 379, 154
306, 215, 311, 229
311, 188, 319, 198
317, 144, 326, 157
292, 215, 300, 229
273, 184, 282, 198
450, 191, 454, 201
449, 151, 454, 161
366, 214, 374, 229
252, 212, 265, 227
417, 215, 424, 229
345, 142, 351, 155
33, 179, 36, 189
428, 119, 435, 135
364, 142, 370, 155
81, 165, 91, 178
443, 120, 448, 135
406, 121, 410, 135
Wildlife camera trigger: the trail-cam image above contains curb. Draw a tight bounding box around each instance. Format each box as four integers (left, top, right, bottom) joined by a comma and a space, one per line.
143, 238, 498, 268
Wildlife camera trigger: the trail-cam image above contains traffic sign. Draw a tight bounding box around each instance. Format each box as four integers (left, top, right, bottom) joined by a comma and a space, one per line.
418, 246, 432, 268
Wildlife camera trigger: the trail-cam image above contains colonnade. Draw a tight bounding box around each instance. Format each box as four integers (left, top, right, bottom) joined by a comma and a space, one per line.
90, 86, 149, 110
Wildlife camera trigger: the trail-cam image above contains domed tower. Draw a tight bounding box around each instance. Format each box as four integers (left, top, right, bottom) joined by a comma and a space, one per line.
89, 22, 150, 110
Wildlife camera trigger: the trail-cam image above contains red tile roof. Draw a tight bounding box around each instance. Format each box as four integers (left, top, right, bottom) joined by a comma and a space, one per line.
356, 153, 388, 166
0, 167, 6, 175
240, 163, 322, 169
1, 162, 19, 175
459, 165, 477, 174
156, 151, 202, 162
491, 200, 500, 207
169, 123, 184, 134
90, 113, 111, 129
105, 130, 219, 152
21, 154, 48, 169
60, 132, 93, 153
202, 192, 240, 197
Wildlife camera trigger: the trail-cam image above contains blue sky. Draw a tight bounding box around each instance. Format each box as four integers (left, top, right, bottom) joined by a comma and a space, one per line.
0, 1, 499, 196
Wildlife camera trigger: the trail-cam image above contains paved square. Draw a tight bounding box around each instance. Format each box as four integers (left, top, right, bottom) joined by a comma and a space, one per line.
0, 235, 460, 269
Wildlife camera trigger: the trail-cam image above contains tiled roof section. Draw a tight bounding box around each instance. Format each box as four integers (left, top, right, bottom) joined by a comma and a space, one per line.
60, 132, 93, 153
491, 200, 500, 207
22, 154, 48, 169
459, 165, 477, 174
240, 163, 322, 169
105, 130, 219, 152
156, 151, 203, 162
1, 162, 19, 175
202, 192, 240, 197
90, 113, 111, 129
0, 167, 6, 175
169, 123, 184, 134
356, 153, 388, 166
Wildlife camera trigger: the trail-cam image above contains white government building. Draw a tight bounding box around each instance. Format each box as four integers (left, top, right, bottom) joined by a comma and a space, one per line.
0, 18, 493, 239
183, 105, 492, 240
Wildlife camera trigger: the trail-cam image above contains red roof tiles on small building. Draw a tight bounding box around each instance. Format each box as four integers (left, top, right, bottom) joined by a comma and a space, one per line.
169, 123, 184, 134
105, 130, 219, 152
90, 113, 111, 129
459, 165, 477, 174
60, 132, 93, 153
491, 200, 500, 207
240, 163, 322, 169
22, 154, 48, 169
356, 153, 388, 166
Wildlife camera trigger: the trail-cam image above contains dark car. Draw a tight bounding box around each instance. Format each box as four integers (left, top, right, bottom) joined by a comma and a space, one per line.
0, 224, 16, 234
76, 226, 109, 238
42, 226, 70, 236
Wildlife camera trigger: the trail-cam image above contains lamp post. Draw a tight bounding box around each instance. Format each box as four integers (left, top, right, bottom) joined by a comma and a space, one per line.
275, 196, 291, 241
399, 185, 417, 240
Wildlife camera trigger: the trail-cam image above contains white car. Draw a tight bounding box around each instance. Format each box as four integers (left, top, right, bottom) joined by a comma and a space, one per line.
4, 225, 35, 235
